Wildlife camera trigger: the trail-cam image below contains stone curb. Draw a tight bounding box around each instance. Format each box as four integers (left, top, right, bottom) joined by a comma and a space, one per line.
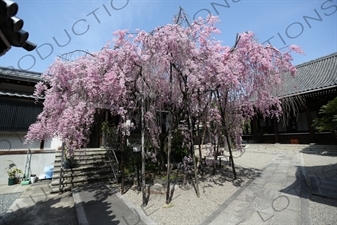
72, 188, 89, 225
115, 192, 158, 225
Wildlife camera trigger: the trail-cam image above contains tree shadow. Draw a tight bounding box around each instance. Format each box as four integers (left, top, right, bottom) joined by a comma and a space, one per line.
123, 163, 262, 217
73, 182, 144, 225
280, 163, 337, 207
72, 182, 122, 224
198, 165, 260, 188
0, 181, 124, 225
0, 192, 79, 225
300, 144, 337, 157
141, 163, 261, 203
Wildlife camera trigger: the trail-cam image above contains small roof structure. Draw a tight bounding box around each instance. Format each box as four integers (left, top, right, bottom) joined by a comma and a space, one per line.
0, 67, 43, 131
0, 67, 42, 83
0, 66, 42, 99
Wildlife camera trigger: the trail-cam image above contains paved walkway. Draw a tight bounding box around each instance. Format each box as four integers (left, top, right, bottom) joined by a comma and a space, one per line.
0, 180, 156, 225
200, 151, 311, 225
0, 180, 78, 225
72, 182, 156, 225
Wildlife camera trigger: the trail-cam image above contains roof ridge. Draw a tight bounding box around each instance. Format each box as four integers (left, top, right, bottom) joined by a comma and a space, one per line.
0, 66, 42, 76
296, 52, 337, 68
0, 90, 43, 99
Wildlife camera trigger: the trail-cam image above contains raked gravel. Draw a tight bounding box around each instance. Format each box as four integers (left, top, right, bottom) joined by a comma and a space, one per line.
123, 149, 278, 225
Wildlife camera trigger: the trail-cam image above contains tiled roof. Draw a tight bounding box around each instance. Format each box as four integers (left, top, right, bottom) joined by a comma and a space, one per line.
1, 53, 336, 98
0, 66, 42, 83
0, 91, 43, 99
280, 52, 337, 97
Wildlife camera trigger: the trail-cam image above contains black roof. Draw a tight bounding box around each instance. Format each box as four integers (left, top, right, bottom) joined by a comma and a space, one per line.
1, 52, 336, 98
0, 66, 42, 83
280, 52, 337, 98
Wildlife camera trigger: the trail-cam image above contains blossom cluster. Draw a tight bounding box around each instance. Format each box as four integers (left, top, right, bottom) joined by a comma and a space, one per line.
25, 15, 302, 154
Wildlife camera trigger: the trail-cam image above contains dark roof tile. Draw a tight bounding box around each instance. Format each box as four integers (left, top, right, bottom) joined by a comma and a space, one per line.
280, 52, 337, 97
0, 66, 42, 82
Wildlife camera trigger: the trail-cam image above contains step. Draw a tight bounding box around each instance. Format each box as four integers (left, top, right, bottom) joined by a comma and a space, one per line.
50, 148, 121, 193
50, 173, 115, 186
245, 144, 309, 150
53, 164, 113, 173
53, 166, 111, 178
245, 144, 337, 153
49, 175, 115, 188
54, 157, 111, 164
54, 151, 109, 157
303, 145, 337, 151
49, 175, 117, 193
54, 148, 116, 156
50, 170, 115, 184
54, 158, 114, 166
54, 154, 109, 161
51, 160, 118, 175
54, 154, 118, 164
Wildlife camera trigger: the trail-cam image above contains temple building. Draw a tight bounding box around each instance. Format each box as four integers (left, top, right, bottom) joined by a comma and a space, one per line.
243, 52, 337, 145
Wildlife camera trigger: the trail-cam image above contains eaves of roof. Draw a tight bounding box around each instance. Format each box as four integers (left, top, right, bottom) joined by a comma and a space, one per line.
0, 66, 42, 83
0, 91, 44, 100
280, 52, 337, 98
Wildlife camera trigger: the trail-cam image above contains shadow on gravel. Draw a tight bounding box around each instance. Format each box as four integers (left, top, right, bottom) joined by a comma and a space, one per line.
280, 164, 337, 207
136, 164, 261, 207
198, 166, 260, 188
300, 144, 337, 157
0, 191, 78, 225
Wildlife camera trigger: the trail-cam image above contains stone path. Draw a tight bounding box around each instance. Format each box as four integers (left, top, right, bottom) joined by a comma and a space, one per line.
200, 151, 311, 225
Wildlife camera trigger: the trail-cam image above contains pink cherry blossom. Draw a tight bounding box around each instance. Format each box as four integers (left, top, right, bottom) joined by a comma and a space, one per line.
25, 15, 303, 156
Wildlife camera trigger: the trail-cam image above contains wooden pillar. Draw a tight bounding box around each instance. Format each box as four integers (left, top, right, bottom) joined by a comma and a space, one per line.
101, 110, 109, 147
273, 118, 280, 143
306, 107, 315, 143
40, 140, 44, 150
252, 117, 258, 142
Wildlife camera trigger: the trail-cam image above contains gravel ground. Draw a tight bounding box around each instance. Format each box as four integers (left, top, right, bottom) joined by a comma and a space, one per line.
234, 151, 278, 170
2, 146, 335, 225
302, 153, 337, 225
124, 171, 245, 225
0, 193, 21, 218
123, 149, 278, 225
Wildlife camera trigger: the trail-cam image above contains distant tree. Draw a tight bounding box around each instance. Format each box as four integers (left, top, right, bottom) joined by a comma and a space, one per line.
312, 97, 337, 137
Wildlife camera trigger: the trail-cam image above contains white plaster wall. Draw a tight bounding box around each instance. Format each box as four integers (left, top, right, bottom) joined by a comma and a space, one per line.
0, 132, 41, 150
0, 132, 57, 150
50, 137, 62, 150
0, 152, 56, 184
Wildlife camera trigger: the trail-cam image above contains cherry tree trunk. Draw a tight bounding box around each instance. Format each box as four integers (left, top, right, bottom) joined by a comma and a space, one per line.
141, 83, 147, 206
197, 123, 203, 160
188, 110, 200, 197
212, 136, 219, 175
120, 133, 125, 194
225, 130, 237, 179
166, 129, 172, 204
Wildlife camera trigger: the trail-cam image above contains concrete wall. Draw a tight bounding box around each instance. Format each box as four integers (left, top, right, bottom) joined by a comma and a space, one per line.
1, 151, 56, 185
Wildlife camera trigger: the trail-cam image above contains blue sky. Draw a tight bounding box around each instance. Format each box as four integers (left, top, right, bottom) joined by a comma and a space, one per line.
1, 0, 336, 73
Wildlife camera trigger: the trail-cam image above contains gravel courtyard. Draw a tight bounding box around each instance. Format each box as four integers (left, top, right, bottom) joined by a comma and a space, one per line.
123, 144, 337, 225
